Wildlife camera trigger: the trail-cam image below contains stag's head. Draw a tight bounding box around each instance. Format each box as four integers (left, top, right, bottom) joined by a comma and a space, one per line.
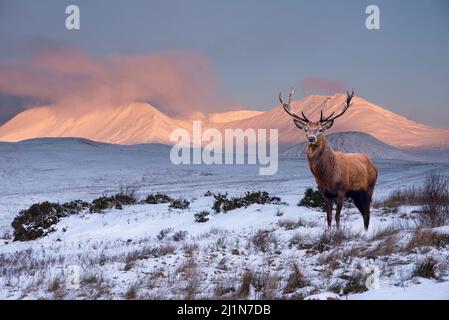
280, 89, 354, 146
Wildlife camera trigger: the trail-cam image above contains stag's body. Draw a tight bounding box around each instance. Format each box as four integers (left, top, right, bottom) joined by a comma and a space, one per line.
280, 89, 377, 230
306, 134, 377, 230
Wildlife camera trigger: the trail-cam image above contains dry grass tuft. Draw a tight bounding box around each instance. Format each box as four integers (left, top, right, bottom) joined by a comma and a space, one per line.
411, 257, 439, 279
283, 264, 309, 294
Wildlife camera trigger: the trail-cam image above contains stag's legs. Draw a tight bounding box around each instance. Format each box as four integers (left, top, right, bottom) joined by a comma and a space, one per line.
351, 191, 372, 231
335, 193, 345, 229
324, 197, 333, 229
362, 191, 373, 231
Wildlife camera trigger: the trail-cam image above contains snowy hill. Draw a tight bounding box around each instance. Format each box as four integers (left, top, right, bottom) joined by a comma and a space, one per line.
0, 94, 448, 149
281, 131, 449, 162
0, 103, 192, 145
0, 104, 261, 145
217, 94, 449, 149
0, 137, 449, 299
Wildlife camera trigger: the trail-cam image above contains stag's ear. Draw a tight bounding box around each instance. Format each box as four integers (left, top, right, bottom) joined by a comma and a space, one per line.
293, 119, 307, 130
322, 120, 334, 130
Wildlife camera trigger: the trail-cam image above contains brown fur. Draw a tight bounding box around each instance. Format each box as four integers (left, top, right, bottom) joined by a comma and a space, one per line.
280, 89, 377, 230
306, 132, 378, 230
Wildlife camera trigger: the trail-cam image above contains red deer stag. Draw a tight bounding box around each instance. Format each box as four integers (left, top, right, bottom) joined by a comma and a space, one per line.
280, 89, 378, 230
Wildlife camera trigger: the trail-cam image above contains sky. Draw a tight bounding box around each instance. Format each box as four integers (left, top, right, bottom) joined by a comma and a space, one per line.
0, 0, 448, 127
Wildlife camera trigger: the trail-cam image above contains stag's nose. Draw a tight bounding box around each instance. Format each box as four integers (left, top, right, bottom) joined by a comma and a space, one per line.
308, 135, 317, 143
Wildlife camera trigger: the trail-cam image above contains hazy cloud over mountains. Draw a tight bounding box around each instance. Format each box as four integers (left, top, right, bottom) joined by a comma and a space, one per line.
0, 47, 229, 119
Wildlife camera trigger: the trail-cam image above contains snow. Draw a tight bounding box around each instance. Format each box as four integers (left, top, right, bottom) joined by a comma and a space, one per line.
348, 279, 449, 300
0, 138, 448, 300
281, 131, 449, 162
1, 94, 448, 149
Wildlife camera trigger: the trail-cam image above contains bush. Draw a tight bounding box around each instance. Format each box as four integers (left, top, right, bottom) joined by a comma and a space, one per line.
212, 193, 229, 213
169, 199, 190, 210
144, 193, 173, 204
12, 200, 88, 241
194, 211, 210, 223
418, 173, 449, 227
212, 191, 285, 213
298, 188, 325, 211
90, 196, 112, 213
380, 187, 421, 208
61, 200, 90, 215
380, 173, 449, 227
90, 190, 137, 213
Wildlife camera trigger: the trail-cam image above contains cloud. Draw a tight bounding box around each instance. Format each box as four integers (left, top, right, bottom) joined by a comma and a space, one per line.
300, 77, 347, 95
0, 47, 228, 117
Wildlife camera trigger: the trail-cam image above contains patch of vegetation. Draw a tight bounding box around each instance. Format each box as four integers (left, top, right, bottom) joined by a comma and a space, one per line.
169, 198, 190, 210
298, 188, 325, 211
251, 229, 277, 253
380, 173, 449, 227
366, 234, 399, 257
283, 264, 309, 294
341, 270, 368, 295
172, 230, 188, 242
61, 200, 90, 215
412, 257, 439, 279
407, 229, 449, 251
144, 193, 173, 204
194, 211, 210, 223
48, 277, 62, 293
212, 191, 285, 213
275, 208, 284, 217
278, 218, 306, 230
90, 189, 137, 213
380, 187, 422, 208
156, 228, 173, 240
313, 227, 359, 253
418, 173, 449, 227
236, 270, 253, 298
289, 233, 313, 250
12, 200, 88, 241
124, 282, 140, 300
212, 193, 229, 213
369, 225, 400, 241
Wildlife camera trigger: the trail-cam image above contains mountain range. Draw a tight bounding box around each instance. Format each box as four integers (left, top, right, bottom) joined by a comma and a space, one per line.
0, 94, 448, 150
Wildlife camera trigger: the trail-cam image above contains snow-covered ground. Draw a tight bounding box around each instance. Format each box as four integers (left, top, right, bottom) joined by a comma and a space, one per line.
0, 138, 448, 300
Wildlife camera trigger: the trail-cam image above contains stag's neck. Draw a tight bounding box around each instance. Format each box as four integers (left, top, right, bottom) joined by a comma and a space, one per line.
306, 137, 337, 180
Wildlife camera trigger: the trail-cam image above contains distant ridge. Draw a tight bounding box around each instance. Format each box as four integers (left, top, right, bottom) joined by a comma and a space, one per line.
281, 131, 449, 162
0, 94, 448, 149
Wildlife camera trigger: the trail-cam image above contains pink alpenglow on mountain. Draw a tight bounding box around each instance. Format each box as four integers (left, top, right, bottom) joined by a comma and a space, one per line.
0, 94, 448, 149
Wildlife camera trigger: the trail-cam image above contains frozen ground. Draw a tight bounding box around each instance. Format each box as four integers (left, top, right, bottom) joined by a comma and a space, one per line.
0, 138, 448, 300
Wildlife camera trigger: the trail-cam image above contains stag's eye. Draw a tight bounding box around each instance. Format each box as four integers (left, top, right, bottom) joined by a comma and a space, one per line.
318, 128, 323, 132
305, 128, 309, 132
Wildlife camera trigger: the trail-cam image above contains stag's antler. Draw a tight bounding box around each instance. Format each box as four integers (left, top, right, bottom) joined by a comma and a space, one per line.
320, 90, 354, 123
279, 88, 309, 123
318, 96, 334, 122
